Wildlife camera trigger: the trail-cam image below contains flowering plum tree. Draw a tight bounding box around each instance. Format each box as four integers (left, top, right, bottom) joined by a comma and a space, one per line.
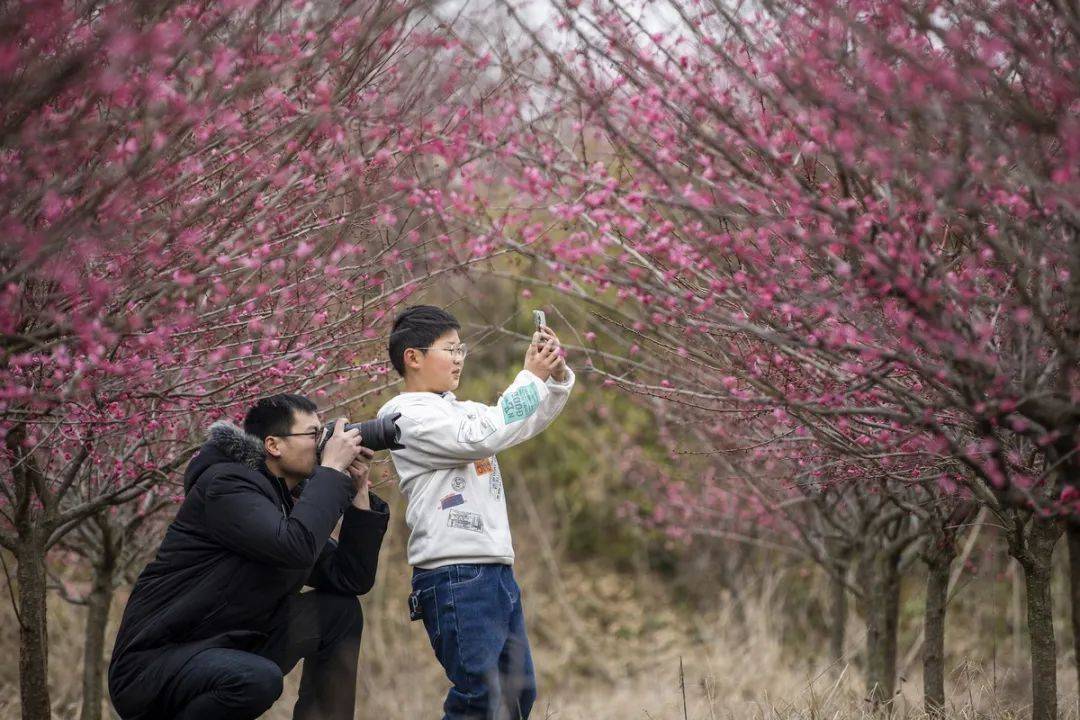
0, 0, 518, 716
478, 0, 1078, 717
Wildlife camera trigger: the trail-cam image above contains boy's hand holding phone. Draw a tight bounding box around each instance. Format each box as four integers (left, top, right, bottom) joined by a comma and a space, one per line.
525, 326, 568, 382
542, 326, 569, 382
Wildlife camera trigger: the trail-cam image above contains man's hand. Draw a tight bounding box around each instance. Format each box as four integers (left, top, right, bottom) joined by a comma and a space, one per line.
347, 447, 375, 510
320, 419, 363, 474
524, 328, 562, 382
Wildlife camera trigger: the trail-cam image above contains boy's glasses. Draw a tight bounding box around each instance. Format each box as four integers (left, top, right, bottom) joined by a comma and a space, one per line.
416, 343, 468, 360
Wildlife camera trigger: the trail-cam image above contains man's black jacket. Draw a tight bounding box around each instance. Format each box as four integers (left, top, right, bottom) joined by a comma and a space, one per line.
108, 421, 389, 719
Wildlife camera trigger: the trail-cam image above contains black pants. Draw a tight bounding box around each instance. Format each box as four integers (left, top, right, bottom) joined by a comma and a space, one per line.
162, 591, 364, 720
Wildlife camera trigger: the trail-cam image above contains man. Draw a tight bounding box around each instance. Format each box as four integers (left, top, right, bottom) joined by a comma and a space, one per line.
108, 394, 389, 720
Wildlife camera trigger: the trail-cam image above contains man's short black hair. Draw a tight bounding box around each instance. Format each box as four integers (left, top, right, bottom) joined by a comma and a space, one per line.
388, 305, 461, 377
243, 394, 319, 440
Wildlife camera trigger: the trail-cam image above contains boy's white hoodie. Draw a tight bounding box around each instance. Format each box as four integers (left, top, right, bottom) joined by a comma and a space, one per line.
377, 367, 575, 569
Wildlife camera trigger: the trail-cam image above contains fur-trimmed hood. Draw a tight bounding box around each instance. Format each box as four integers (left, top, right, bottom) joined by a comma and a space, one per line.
183, 421, 266, 493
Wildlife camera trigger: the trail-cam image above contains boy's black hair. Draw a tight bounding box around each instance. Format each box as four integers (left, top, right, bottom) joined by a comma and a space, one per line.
243, 394, 319, 440
388, 305, 461, 377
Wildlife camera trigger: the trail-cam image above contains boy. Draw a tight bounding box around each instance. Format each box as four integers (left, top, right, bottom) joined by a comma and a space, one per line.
377, 305, 574, 719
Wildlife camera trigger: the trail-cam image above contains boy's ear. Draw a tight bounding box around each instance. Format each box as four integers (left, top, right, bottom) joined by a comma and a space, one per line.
403, 347, 424, 370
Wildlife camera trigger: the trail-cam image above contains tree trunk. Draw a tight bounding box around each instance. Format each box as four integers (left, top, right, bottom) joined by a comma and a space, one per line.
862, 550, 901, 707
1013, 561, 1024, 668
16, 538, 51, 720
829, 563, 848, 663
923, 551, 952, 718
1069, 521, 1080, 701
1019, 518, 1062, 720
80, 559, 116, 720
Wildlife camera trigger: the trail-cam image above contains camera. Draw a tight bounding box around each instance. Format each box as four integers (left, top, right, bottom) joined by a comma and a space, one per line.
317, 413, 404, 459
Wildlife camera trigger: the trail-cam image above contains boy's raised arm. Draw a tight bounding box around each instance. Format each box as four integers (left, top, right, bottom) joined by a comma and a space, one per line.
388, 366, 575, 468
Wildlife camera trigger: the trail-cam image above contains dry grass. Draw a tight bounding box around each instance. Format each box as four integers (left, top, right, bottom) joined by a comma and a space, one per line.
1, 507, 1078, 719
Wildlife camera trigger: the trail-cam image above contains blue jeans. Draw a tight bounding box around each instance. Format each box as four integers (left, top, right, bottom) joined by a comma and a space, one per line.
411, 564, 536, 720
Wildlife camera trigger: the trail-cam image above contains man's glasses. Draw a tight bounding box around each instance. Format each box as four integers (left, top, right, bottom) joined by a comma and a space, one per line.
416, 343, 468, 360
277, 430, 320, 439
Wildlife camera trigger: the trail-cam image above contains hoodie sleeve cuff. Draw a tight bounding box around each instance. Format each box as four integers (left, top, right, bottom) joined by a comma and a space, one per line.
546, 365, 575, 389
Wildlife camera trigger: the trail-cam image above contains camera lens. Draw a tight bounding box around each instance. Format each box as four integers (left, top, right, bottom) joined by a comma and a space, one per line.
349, 413, 403, 452
317, 413, 404, 459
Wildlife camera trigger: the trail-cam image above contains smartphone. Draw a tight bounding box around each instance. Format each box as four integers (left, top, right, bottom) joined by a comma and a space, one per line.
532, 309, 546, 330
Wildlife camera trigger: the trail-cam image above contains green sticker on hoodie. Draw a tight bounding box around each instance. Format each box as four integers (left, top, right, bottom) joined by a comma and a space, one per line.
501, 383, 540, 424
